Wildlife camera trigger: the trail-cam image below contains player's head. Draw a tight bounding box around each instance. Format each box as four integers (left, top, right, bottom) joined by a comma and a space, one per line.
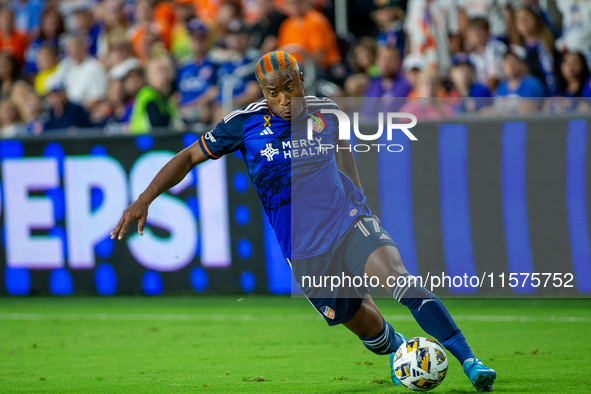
256, 51, 305, 122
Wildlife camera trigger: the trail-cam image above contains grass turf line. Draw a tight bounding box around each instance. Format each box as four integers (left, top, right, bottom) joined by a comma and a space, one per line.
0, 297, 590, 393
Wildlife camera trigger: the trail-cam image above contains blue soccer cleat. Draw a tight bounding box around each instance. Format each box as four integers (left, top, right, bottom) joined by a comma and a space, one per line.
389, 332, 407, 385
463, 358, 496, 392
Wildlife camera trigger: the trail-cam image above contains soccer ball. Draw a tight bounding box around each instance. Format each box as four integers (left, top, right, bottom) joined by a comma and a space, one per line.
392, 337, 448, 391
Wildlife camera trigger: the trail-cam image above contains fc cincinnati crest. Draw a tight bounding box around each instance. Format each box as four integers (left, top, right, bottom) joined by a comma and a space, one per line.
320, 306, 335, 319
308, 113, 324, 132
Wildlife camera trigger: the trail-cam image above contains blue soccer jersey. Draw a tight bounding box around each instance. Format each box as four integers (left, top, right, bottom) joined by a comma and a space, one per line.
176, 59, 217, 105
198, 96, 370, 259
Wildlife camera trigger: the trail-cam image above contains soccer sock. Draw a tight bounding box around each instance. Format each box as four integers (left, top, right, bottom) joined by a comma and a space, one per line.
392, 273, 475, 364
360, 318, 404, 355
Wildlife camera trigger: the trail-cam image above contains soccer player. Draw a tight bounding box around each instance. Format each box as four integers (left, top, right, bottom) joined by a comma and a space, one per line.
111, 50, 497, 392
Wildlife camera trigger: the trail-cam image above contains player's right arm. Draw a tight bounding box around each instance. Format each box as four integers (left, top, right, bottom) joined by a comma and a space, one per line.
110, 141, 209, 240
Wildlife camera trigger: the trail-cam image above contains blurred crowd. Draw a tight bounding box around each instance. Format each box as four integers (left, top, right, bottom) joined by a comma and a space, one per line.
0, 0, 590, 137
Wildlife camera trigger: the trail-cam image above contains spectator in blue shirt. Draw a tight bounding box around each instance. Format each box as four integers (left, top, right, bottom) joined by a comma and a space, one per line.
71, 4, 102, 57
213, 19, 261, 121
44, 81, 92, 132
11, 0, 44, 34
512, 6, 557, 95
372, 0, 406, 56
490, 46, 545, 114
176, 19, 218, 124
23, 8, 64, 75
448, 53, 492, 112
556, 51, 590, 97
544, 51, 591, 113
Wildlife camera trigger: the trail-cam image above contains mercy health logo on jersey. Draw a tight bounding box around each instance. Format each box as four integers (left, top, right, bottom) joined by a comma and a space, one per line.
259, 139, 330, 162
260, 143, 279, 161
307, 110, 418, 153
320, 306, 335, 319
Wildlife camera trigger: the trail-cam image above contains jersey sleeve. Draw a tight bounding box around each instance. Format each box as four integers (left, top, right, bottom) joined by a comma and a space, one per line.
198, 118, 244, 159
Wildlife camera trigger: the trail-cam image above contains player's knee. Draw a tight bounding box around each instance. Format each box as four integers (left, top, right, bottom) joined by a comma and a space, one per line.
391, 273, 437, 309
366, 246, 408, 282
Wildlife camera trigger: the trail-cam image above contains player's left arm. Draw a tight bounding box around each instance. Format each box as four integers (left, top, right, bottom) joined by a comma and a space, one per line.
335, 140, 362, 190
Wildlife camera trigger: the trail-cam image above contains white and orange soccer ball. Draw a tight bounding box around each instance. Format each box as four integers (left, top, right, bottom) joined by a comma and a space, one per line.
392, 337, 448, 391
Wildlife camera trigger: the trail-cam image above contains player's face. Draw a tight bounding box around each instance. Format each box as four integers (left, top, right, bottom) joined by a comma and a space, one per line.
260, 69, 305, 122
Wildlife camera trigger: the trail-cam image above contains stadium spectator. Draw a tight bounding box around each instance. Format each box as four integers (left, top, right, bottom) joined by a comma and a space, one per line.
512, 6, 556, 95
402, 53, 448, 97
176, 19, 218, 124
103, 36, 136, 71
544, 51, 591, 113
118, 63, 146, 123
10, 80, 44, 135
130, 57, 179, 133
169, 0, 197, 60
250, 0, 287, 55
0, 99, 26, 137
457, 0, 510, 42
211, 0, 243, 45
402, 53, 426, 94
58, 0, 94, 32
448, 53, 492, 112
49, 34, 108, 109
129, 0, 172, 63
10, 80, 34, 116
365, 45, 411, 98
555, 0, 591, 55
404, 0, 461, 75
448, 54, 491, 96
23, 7, 65, 75
0, 7, 29, 65
98, 0, 129, 34
557, 51, 590, 97
350, 36, 379, 77
154, 0, 177, 48
11, 0, 44, 35
0, 53, 20, 100
360, 45, 411, 116
400, 70, 454, 119
33, 45, 59, 96
122, 64, 145, 101
372, 0, 405, 56
405, 53, 449, 97
214, 18, 261, 117
91, 78, 129, 131
277, 0, 341, 70
94, 0, 130, 64
491, 46, 545, 114
44, 81, 93, 131
466, 17, 507, 92
344, 37, 379, 97
71, 4, 103, 57
194, 0, 221, 23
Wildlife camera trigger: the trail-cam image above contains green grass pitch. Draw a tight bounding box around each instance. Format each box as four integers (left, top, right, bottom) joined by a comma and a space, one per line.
0, 296, 590, 393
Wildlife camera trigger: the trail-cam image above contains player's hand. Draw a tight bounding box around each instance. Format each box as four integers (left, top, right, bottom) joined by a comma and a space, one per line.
110, 198, 149, 240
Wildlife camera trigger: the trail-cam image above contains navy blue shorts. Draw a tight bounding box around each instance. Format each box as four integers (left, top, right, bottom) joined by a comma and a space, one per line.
289, 215, 398, 326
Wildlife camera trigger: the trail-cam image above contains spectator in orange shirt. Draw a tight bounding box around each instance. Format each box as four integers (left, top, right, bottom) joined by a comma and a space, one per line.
277, 0, 341, 69
0, 7, 28, 65
154, 0, 176, 47
129, 0, 173, 63
211, 0, 243, 44
195, 0, 222, 24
